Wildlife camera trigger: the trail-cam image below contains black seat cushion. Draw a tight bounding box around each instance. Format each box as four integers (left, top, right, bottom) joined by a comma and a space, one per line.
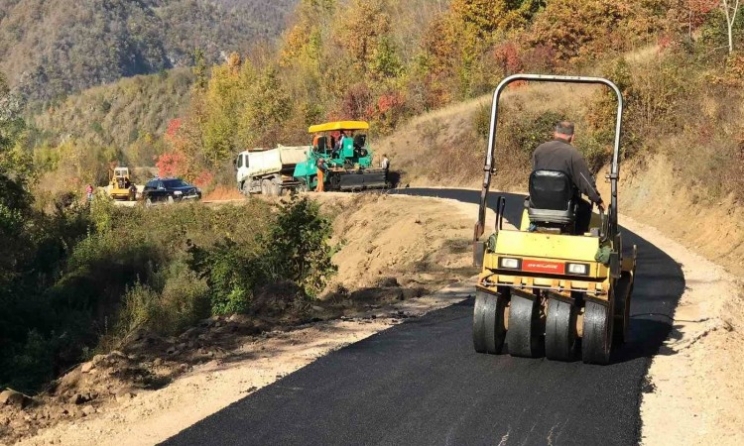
529, 170, 575, 211
528, 170, 576, 225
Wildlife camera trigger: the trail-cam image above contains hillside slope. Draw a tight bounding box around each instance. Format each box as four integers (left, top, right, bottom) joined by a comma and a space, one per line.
29, 68, 194, 165
378, 62, 744, 275
0, 0, 297, 102
376, 83, 600, 190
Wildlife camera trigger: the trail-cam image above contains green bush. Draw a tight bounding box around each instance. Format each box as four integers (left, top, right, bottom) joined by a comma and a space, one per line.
0, 196, 298, 392
264, 194, 337, 296
103, 282, 161, 351
188, 194, 338, 315
499, 103, 566, 156
2, 331, 56, 394
157, 265, 211, 333
187, 237, 262, 315
473, 103, 491, 140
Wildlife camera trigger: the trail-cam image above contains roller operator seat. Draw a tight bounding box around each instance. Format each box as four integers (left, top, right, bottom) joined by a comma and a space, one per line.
526, 169, 578, 226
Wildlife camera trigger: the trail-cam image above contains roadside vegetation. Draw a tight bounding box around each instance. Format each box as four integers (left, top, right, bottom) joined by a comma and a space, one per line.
0, 188, 337, 394
1, 80, 338, 394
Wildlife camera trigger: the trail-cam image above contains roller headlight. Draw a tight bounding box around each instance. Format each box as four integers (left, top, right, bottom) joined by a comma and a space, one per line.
566, 263, 589, 275
499, 257, 521, 269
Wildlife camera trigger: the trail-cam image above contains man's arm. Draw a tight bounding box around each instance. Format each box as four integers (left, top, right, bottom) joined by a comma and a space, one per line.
571, 151, 602, 205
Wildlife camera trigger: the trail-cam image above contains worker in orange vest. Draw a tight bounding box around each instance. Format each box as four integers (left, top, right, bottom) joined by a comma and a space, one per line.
315, 157, 328, 192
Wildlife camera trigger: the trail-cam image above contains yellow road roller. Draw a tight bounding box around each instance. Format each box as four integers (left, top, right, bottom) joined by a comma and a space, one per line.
471, 74, 637, 365
108, 166, 137, 201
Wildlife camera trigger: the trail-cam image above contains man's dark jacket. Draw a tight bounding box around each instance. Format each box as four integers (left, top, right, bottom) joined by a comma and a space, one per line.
531, 139, 602, 204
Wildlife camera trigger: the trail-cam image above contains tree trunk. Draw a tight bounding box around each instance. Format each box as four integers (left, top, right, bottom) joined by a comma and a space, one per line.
723, 0, 741, 54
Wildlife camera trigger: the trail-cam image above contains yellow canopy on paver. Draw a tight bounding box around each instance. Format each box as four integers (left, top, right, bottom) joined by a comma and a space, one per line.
308, 121, 370, 133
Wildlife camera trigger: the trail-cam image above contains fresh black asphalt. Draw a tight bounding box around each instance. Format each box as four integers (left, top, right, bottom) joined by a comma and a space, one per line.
161, 188, 684, 446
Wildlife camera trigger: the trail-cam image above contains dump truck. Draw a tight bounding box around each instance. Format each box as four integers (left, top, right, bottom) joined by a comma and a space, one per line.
471, 74, 637, 365
292, 121, 389, 192
235, 145, 311, 196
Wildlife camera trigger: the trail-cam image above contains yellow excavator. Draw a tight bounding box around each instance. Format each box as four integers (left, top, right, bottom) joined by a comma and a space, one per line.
108, 166, 137, 201
471, 74, 637, 365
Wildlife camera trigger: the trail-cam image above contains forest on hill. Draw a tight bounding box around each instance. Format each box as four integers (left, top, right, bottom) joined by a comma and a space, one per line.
147, 0, 744, 195
0, 0, 298, 102
10, 0, 744, 199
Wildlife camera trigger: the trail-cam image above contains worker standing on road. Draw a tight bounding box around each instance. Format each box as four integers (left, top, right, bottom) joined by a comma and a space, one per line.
315, 157, 328, 192
86, 184, 94, 202
532, 121, 605, 234
381, 154, 390, 184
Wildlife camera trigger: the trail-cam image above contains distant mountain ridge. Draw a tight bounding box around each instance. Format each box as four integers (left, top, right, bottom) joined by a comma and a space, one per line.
0, 0, 298, 102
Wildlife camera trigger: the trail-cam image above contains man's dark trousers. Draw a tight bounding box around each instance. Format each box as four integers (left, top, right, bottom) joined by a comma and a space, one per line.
575, 198, 593, 235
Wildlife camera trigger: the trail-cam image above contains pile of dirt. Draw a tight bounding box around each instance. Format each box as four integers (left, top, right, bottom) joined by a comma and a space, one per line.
202, 185, 244, 201
616, 215, 744, 446
318, 193, 479, 293
0, 351, 156, 444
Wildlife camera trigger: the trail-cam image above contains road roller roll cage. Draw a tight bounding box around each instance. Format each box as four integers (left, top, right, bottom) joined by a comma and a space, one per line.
473, 74, 624, 267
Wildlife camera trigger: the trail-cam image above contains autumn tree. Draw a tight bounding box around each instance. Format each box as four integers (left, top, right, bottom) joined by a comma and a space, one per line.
0, 74, 31, 210
200, 55, 253, 166
280, 0, 336, 66
238, 66, 292, 148
528, 0, 669, 66
329, 0, 404, 91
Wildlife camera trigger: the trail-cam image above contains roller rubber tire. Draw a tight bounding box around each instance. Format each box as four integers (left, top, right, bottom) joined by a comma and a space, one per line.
472, 291, 507, 354
613, 274, 632, 346
582, 300, 614, 365
506, 294, 542, 358
545, 298, 577, 361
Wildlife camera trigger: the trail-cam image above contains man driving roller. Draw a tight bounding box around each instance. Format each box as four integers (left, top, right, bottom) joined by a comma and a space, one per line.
532, 121, 605, 234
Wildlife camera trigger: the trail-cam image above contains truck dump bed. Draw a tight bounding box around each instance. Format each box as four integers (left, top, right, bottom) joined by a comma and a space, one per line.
242, 146, 310, 178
